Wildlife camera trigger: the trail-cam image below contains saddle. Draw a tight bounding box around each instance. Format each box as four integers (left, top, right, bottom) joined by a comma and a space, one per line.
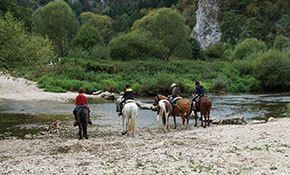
170, 97, 182, 105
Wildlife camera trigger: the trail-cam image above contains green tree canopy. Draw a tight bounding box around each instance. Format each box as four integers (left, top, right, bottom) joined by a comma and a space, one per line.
132, 8, 191, 59
32, 0, 79, 56
73, 24, 103, 50
80, 12, 113, 44
109, 29, 168, 60
0, 13, 55, 71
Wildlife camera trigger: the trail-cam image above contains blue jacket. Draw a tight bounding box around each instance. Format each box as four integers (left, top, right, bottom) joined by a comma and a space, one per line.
196, 86, 204, 96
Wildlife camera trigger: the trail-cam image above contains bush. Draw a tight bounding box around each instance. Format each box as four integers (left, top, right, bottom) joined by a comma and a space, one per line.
252, 49, 290, 91
273, 35, 290, 51
203, 43, 226, 60
231, 38, 267, 60
73, 24, 103, 50
109, 30, 168, 60
210, 76, 229, 93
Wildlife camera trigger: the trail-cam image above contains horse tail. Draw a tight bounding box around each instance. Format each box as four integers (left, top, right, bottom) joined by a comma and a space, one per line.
127, 105, 137, 134
205, 98, 212, 117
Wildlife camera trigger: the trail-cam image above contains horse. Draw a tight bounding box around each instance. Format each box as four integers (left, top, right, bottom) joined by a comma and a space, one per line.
153, 96, 172, 130
116, 97, 138, 136
154, 94, 191, 129
75, 106, 89, 139
191, 96, 212, 128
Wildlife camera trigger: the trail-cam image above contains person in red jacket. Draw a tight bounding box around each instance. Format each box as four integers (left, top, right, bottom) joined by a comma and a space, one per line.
73, 88, 92, 126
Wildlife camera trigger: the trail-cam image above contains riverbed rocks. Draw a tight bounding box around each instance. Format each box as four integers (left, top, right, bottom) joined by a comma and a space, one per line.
267, 117, 277, 122
212, 116, 248, 125
136, 101, 153, 110
91, 91, 118, 100
1, 118, 289, 174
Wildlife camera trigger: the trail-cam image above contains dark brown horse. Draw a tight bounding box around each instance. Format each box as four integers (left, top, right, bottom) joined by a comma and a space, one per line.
192, 96, 212, 128
76, 107, 89, 139
154, 94, 191, 129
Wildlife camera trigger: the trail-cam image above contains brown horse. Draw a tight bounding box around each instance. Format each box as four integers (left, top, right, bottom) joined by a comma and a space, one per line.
76, 107, 89, 139
154, 94, 191, 129
192, 96, 212, 128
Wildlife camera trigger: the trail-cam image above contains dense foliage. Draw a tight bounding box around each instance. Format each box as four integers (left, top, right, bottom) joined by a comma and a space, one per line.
0, 13, 55, 71
1, 0, 290, 95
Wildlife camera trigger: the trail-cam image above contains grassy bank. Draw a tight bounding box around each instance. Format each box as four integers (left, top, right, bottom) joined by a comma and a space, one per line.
23, 57, 260, 96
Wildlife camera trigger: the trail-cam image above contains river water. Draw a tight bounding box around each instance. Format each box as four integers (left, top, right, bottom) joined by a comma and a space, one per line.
0, 94, 289, 137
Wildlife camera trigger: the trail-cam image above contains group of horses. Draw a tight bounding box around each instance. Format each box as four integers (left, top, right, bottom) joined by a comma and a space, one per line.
75, 94, 212, 139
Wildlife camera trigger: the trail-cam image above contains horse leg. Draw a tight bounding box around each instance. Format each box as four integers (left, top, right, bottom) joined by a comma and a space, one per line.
165, 113, 169, 131
82, 121, 88, 139
202, 113, 206, 128
207, 111, 210, 127
122, 115, 127, 135
173, 116, 177, 129
78, 124, 82, 140
200, 113, 204, 128
181, 116, 186, 129
194, 111, 198, 127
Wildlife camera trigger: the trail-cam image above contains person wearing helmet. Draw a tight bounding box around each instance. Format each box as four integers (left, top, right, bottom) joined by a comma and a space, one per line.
118, 84, 134, 116
168, 83, 181, 104
192, 81, 204, 102
73, 88, 92, 126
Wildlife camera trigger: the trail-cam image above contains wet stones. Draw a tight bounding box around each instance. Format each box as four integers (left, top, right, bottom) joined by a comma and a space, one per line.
212, 116, 248, 125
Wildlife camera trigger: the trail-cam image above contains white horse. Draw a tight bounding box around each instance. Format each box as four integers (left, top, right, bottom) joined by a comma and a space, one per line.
116, 97, 138, 136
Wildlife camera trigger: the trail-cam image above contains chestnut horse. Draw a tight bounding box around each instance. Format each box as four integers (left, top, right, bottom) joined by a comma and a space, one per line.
192, 96, 212, 128
154, 94, 191, 129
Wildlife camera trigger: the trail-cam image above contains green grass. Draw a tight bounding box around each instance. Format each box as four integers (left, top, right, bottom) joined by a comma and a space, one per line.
19, 57, 261, 96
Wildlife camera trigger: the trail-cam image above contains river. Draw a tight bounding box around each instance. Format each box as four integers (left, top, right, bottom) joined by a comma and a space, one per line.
0, 93, 289, 138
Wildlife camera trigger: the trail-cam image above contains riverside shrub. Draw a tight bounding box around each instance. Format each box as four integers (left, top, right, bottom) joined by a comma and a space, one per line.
109, 30, 167, 60
253, 49, 290, 91
231, 38, 266, 60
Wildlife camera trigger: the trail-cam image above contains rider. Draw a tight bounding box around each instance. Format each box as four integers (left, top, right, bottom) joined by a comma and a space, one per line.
192, 81, 204, 103
118, 84, 134, 116
168, 83, 181, 105
73, 88, 92, 126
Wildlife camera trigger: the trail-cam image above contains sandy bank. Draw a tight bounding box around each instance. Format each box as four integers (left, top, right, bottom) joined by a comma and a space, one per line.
0, 75, 101, 102
0, 118, 289, 174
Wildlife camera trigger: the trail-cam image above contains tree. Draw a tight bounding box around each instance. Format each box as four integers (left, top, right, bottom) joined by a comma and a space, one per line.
220, 11, 245, 45
0, 13, 55, 71
109, 29, 168, 60
73, 24, 103, 50
32, 0, 79, 56
132, 8, 191, 59
80, 12, 113, 44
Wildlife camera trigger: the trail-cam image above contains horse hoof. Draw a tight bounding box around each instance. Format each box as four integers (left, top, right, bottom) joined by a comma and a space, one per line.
194, 125, 197, 127
121, 131, 127, 135
84, 135, 88, 139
